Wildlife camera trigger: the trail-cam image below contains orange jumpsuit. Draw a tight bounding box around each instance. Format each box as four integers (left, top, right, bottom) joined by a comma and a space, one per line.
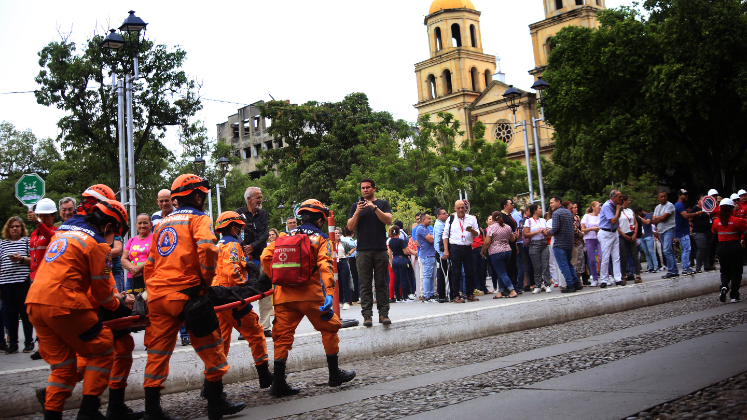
212, 235, 268, 364
142, 206, 227, 388
26, 215, 122, 413
260, 224, 341, 362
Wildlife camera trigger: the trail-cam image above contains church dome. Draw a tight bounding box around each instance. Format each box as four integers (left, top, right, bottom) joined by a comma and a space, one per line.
429, 0, 475, 15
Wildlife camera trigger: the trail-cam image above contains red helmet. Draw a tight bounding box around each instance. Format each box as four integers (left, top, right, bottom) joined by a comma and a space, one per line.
83, 184, 116, 202
93, 199, 129, 236
298, 199, 329, 217
171, 174, 209, 198
215, 211, 245, 232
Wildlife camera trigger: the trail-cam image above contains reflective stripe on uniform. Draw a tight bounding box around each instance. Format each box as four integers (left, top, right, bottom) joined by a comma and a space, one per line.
159, 221, 189, 228
147, 257, 155, 263
147, 349, 173, 356
91, 275, 110, 280
206, 361, 228, 373
30, 246, 48, 251
47, 381, 75, 390
144, 373, 168, 380
98, 291, 115, 304
109, 375, 127, 382
90, 347, 114, 357
197, 239, 214, 245
254, 355, 268, 362
60, 234, 87, 248
200, 263, 216, 271
194, 338, 223, 353
86, 366, 111, 374
718, 232, 739, 235
49, 358, 76, 370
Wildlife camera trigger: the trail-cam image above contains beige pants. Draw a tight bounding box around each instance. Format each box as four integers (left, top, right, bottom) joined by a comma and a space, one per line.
257, 261, 272, 331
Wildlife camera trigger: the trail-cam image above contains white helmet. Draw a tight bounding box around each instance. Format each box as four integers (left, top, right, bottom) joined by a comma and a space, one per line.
708, 189, 719, 196
35, 198, 57, 214
720, 198, 735, 207
739, 189, 747, 196
731, 193, 740, 200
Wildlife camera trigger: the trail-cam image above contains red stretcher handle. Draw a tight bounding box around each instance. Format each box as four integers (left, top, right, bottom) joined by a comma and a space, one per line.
102, 289, 274, 330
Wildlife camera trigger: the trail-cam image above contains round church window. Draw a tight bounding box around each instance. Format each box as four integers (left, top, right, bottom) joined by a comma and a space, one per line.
494, 122, 513, 144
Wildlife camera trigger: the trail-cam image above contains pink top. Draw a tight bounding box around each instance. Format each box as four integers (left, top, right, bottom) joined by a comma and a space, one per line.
486, 223, 512, 255
125, 235, 152, 278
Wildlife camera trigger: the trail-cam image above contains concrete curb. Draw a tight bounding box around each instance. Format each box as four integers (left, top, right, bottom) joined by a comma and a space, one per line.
0, 272, 723, 416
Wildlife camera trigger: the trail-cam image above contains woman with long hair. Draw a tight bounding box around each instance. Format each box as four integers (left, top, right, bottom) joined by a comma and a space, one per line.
387, 226, 412, 302
0, 216, 32, 354
581, 201, 602, 286
481, 211, 517, 298
524, 204, 552, 293
712, 199, 747, 303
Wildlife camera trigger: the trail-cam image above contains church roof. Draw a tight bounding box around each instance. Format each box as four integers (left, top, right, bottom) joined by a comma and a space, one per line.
429, 0, 476, 15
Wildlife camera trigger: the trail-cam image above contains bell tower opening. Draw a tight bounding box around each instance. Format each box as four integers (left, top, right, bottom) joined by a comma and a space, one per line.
442, 69, 453, 95
451, 24, 462, 48
435, 27, 443, 52
470, 25, 477, 47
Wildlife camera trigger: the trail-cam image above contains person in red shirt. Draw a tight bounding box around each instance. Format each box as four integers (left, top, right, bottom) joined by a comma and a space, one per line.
711, 198, 747, 303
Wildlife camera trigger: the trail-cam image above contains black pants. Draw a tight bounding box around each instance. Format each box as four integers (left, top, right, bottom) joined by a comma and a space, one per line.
717, 241, 743, 299
356, 250, 390, 318
437, 255, 449, 299
508, 244, 518, 290
448, 245, 474, 299
0, 281, 33, 346
472, 247, 487, 293
337, 259, 353, 304
349, 256, 359, 302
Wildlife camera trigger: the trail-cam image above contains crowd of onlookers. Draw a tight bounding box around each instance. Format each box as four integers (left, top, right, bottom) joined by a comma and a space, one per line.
1, 180, 744, 352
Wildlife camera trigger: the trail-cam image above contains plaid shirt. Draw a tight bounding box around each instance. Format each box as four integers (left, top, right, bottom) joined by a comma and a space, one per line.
549, 207, 575, 250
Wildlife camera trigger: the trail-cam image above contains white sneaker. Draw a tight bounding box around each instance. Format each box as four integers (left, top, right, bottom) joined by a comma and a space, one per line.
408, 294, 416, 300
342, 303, 350, 310
532, 287, 541, 294
590, 281, 599, 287
546, 286, 552, 293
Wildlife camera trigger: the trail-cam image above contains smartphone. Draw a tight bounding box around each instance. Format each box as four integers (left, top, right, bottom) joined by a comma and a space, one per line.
359, 196, 365, 203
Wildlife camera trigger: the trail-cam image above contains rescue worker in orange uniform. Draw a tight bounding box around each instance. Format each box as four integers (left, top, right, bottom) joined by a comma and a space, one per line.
212, 211, 273, 388
260, 199, 356, 397
142, 174, 245, 420
26, 199, 132, 420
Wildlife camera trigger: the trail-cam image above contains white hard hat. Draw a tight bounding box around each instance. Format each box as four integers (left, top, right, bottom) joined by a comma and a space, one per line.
739, 189, 747, 196
34, 198, 57, 214
708, 189, 719, 196
720, 198, 735, 207
731, 193, 740, 200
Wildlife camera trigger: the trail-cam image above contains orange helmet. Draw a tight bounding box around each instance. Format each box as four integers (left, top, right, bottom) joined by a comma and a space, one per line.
298, 199, 329, 217
83, 184, 116, 202
215, 211, 245, 232
171, 174, 209, 198
93, 199, 129, 236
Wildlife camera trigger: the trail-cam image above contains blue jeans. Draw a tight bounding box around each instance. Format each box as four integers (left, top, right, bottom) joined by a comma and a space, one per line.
421, 255, 436, 298
553, 247, 578, 287
391, 255, 410, 298
678, 234, 691, 271
641, 236, 657, 271
487, 255, 498, 289
489, 251, 514, 292
113, 272, 125, 293
661, 229, 678, 274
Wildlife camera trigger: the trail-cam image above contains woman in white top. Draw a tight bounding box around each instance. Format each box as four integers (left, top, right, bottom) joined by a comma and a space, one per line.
581, 201, 602, 286
524, 204, 552, 294
546, 210, 563, 287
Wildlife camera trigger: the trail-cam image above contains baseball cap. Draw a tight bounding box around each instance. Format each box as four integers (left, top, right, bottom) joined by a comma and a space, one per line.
708, 189, 719, 196
678, 189, 688, 195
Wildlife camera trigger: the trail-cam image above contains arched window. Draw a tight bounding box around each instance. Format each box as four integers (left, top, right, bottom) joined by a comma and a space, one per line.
443, 69, 453, 95
434, 27, 443, 52
451, 24, 462, 48
426, 74, 437, 100
545, 36, 553, 57
471, 67, 479, 91
470, 25, 477, 48
596, 0, 601, 4
484, 70, 492, 87
494, 120, 514, 144
555, 0, 563, 10
576, 0, 584, 5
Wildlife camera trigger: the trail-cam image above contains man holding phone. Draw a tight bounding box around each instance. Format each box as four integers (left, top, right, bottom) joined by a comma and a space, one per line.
442, 200, 480, 303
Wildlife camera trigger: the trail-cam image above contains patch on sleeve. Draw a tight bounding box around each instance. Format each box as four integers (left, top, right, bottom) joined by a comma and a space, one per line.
229, 246, 240, 262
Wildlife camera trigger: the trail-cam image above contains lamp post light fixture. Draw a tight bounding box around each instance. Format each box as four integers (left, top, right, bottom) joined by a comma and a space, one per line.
193, 155, 206, 176
100, 10, 148, 238
530, 76, 550, 214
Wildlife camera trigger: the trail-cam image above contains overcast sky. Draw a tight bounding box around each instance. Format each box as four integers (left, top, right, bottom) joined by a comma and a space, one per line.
0, 0, 629, 156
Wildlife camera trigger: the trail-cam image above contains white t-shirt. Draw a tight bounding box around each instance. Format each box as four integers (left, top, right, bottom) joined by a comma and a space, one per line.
618, 208, 636, 234
525, 217, 547, 242
442, 214, 479, 246
580, 214, 599, 240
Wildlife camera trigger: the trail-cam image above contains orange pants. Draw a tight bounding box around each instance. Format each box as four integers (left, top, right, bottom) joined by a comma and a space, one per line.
217, 303, 268, 364
28, 304, 114, 413
143, 292, 229, 388
272, 300, 341, 362
77, 334, 135, 389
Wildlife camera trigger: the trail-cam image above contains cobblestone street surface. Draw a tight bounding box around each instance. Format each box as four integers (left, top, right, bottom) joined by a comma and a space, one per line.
624, 373, 747, 420
6, 289, 746, 420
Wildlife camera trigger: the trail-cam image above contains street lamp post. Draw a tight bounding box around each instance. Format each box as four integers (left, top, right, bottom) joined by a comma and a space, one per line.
100, 11, 148, 238
503, 85, 538, 213
216, 156, 229, 216
530, 76, 550, 215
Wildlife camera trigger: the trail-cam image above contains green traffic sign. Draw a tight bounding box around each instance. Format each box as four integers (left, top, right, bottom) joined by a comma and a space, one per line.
15, 173, 45, 208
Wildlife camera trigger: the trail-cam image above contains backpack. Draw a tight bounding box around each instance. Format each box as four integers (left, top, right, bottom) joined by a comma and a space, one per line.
437, 215, 455, 254
271, 233, 313, 286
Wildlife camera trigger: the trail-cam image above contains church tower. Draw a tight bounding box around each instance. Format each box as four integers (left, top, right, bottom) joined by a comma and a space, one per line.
414, 0, 496, 138
529, 0, 606, 78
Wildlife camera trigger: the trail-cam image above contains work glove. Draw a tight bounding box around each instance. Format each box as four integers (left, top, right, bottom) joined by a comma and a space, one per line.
319, 295, 334, 321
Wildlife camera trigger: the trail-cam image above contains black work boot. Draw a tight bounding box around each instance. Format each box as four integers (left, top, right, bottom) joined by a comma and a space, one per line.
106, 388, 144, 420
326, 354, 356, 387
255, 361, 273, 389
143, 387, 174, 420
268, 361, 300, 398
76, 395, 106, 420
205, 379, 246, 420
44, 411, 62, 420
200, 378, 227, 400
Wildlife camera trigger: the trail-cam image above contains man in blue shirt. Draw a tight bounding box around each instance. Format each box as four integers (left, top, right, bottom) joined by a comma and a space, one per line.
416, 213, 437, 301
433, 208, 449, 302
674, 189, 704, 276
598, 190, 623, 287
